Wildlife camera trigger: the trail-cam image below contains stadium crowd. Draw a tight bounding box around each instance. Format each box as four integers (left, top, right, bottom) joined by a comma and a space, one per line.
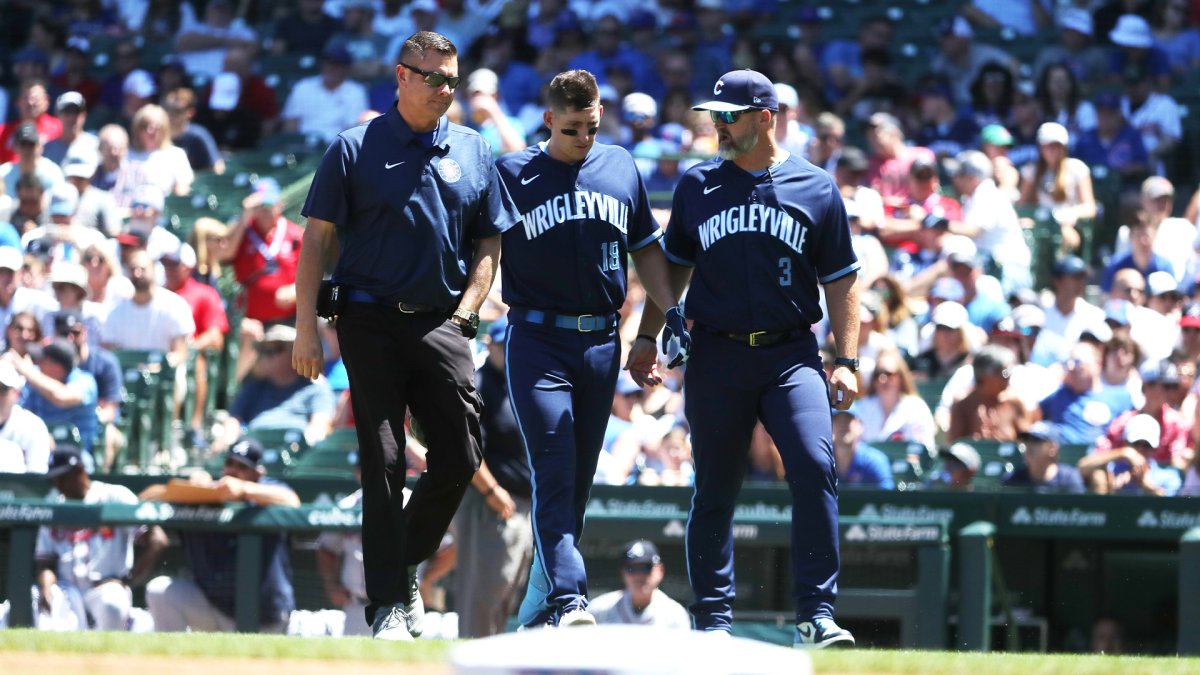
0, 0, 1199, 641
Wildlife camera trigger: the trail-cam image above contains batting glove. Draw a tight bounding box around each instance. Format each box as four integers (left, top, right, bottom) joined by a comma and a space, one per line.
662, 305, 691, 369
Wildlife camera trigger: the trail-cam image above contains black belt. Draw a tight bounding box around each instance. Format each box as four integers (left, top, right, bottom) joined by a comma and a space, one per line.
347, 290, 442, 314
696, 322, 809, 347
508, 307, 618, 332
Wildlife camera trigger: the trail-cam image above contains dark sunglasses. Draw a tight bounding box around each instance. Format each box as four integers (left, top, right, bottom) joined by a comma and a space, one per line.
709, 110, 744, 125
400, 63, 460, 90
560, 126, 599, 137
624, 563, 654, 575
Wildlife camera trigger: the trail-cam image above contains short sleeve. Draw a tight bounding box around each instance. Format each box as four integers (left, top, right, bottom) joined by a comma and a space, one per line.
172, 296, 196, 338
471, 155, 521, 240
627, 166, 661, 251
309, 380, 337, 417
302, 136, 352, 227
814, 182, 860, 283
662, 186, 696, 266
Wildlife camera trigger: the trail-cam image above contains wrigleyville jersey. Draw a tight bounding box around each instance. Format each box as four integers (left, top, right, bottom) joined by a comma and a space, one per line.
496, 142, 661, 315
663, 155, 859, 333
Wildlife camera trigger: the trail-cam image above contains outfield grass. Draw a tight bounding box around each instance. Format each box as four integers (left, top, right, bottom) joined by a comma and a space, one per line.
1, 629, 1196, 674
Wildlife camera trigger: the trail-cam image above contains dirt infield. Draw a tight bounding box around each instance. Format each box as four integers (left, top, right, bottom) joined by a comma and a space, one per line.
3, 653, 453, 675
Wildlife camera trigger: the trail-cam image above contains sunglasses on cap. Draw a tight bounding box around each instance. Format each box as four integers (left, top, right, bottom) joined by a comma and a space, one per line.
709, 110, 745, 125
560, 126, 599, 137
400, 63, 460, 90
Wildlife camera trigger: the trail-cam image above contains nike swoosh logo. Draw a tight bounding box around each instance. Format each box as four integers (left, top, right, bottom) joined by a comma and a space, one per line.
703, 185, 722, 194
385, 161, 405, 169
521, 174, 541, 185
797, 624, 814, 641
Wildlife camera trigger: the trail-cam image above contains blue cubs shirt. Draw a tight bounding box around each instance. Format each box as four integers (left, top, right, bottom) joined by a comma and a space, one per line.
664, 154, 859, 333
302, 105, 521, 308
496, 142, 660, 314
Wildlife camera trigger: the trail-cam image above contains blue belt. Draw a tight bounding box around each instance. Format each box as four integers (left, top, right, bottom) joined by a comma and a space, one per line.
509, 307, 618, 332
347, 290, 441, 314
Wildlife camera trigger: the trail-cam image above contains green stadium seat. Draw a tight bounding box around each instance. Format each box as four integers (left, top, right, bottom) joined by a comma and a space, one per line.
952, 439, 1021, 489
285, 429, 360, 478
245, 425, 310, 468
870, 440, 935, 487
915, 378, 949, 412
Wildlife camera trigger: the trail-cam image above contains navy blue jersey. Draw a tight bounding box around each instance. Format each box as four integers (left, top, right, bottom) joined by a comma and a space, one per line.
302, 105, 521, 308
663, 155, 858, 333
496, 142, 660, 314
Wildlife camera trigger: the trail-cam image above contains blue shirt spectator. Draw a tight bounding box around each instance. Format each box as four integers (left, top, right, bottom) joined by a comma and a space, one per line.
1075, 121, 1149, 181
843, 443, 896, 489
21, 342, 99, 453
0, 224, 21, 250
1039, 384, 1135, 446
230, 374, 335, 432
1101, 250, 1175, 293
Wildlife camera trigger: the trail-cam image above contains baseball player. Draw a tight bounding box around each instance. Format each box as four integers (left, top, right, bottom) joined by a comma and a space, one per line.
627, 69, 860, 648
495, 69, 683, 629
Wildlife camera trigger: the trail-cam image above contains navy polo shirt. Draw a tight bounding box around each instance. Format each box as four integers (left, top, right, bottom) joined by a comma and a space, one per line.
664, 155, 859, 333
302, 105, 521, 307
496, 142, 660, 314
181, 476, 296, 626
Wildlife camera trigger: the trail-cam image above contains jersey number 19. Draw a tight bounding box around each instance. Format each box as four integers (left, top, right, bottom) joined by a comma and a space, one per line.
601, 242, 621, 272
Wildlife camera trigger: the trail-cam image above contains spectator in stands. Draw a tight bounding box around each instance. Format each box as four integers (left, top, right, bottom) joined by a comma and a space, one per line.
855, 293, 899, 380
91, 125, 130, 196
319, 4, 386, 82
145, 438, 300, 633
162, 242, 226, 447
914, 301, 973, 382
0, 359, 50, 473
929, 16, 1018, 107
452, 315, 534, 637
865, 112, 936, 214
1099, 332, 1146, 405
1032, 9, 1108, 88
932, 442, 980, 491
4, 310, 42, 359
44, 92, 99, 169
2, 122, 65, 197
978, 124, 1021, 200
1151, 0, 1200, 74
830, 408, 894, 489
1104, 211, 1177, 293
914, 81, 979, 159
818, 14, 893, 105
281, 44, 368, 142
226, 324, 333, 447
50, 38, 101, 113
82, 244, 132, 312
1003, 422, 1086, 492
271, 0, 340, 55
98, 41, 141, 114
833, 48, 909, 125
102, 248, 194, 370
120, 184, 183, 263
948, 345, 1029, 441
1040, 340, 1135, 445
590, 540, 690, 629
1133, 177, 1196, 285
173, 0, 258, 79
808, 112, 844, 175
951, 150, 1031, 293
967, 62, 1016, 129
120, 69, 158, 125
23, 184, 108, 268
1074, 92, 1151, 192
32, 444, 167, 631
164, 88, 223, 174
1031, 256, 1107, 367
835, 147, 885, 235
63, 156, 118, 238
870, 276, 920, 358
217, 45, 280, 136
1079, 413, 1181, 495
40, 263, 101, 345
1146, 271, 1186, 332
196, 71, 261, 151
0, 81, 62, 165
1120, 60, 1181, 176
54, 309, 122, 469
1038, 63, 1098, 143
3, 174, 48, 236
434, 0, 506, 56
946, 236, 1012, 332
1019, 123, 1096, 254
771, 83, 811, 160
464, 68, 527, 155
1006, 80, 1044, 169
0, 246, 51, 330
962, 0, 1052, 36
14, 338, 99, 455
856, 349, 936, 449
127, 104, 194, 198
1107, 14, 1173, 91
845, 202, 888, 290
477, 28, 542, 115
1096, 359, 1192, 470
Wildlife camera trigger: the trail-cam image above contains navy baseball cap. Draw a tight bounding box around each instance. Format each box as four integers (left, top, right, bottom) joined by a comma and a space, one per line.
46, 444, 88, 479
692, 69, 778, 113
1019, 421, 1059, 445
623, 539, 661, 565
1051, 255, 1087, 278
227, 437, 265, 469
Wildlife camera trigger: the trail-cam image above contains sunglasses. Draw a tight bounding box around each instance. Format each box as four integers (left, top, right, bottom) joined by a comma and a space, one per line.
560, 126, 599, 137
709, 110, 744, 125
400, 63, 460, 90
624, 563, 654, 575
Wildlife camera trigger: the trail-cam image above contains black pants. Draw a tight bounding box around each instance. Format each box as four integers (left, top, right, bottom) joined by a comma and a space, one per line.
336, 303, 483, 626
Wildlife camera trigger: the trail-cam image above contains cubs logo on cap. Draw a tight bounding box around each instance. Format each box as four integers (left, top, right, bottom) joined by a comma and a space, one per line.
692, 69, 778, 113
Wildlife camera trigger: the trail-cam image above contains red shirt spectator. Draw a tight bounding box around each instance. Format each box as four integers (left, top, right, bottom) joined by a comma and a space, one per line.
174, 274, 230, 339
222, 178, 303, 324
1094, 405, 1191, 468
0, 112, 63, 165
870, 144, 936, 208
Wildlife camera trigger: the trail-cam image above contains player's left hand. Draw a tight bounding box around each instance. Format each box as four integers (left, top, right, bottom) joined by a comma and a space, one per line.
214, 476, 247, 502
662, 306, 691, 369
829, 365, 858, 410
625, 337, 661, 387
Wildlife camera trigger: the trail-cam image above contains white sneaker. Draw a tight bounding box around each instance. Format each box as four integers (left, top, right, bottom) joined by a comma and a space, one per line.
558, 608, 597, 627
371, 605, 415, 641
793, 617, 855, 649
404, 565, 425, 637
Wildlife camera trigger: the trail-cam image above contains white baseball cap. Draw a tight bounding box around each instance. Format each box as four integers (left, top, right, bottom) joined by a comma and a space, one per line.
466, 68, 499, 96
1059, 8, 1093, 36
209, 72, 241, 112
123, 69, 157, 99
0, 361, 26, 390
774, 83, 800, 110
49, 262, 89, 293
1037, 122, 1070, 147
1148, 270, 1180, 297
160, 242, 197, 268
1110, 14, 1154, 49
0, 247, 22, 272
932, 301, 969, 330
1124, 413, 1161, 447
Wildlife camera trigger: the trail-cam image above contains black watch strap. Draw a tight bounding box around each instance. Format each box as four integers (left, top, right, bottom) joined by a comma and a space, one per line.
834, 357, 860, 372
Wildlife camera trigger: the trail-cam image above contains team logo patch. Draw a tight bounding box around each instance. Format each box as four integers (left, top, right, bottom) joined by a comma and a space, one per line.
714, 79, 724, 96
437, 157, 463, 183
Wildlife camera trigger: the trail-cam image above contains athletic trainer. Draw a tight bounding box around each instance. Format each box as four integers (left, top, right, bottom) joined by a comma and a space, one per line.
496, 69, 680, 629
628, 69, 860, 648
292, 31, 521, 641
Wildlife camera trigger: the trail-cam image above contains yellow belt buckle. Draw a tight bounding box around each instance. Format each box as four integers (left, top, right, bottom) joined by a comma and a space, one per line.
577, 314, 595, 332
749, 331, 767, 347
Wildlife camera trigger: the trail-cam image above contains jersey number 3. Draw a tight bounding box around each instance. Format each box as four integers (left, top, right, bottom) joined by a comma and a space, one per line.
778, 257, 792, 287
601, 242, 621, 272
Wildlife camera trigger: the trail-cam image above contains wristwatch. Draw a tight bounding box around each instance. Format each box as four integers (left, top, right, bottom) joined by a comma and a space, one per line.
834, 357, 860, 372
452, 308, 480, 338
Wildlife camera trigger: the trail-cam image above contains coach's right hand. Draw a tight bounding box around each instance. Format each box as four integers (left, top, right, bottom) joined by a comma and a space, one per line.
293, 322, 325, 380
